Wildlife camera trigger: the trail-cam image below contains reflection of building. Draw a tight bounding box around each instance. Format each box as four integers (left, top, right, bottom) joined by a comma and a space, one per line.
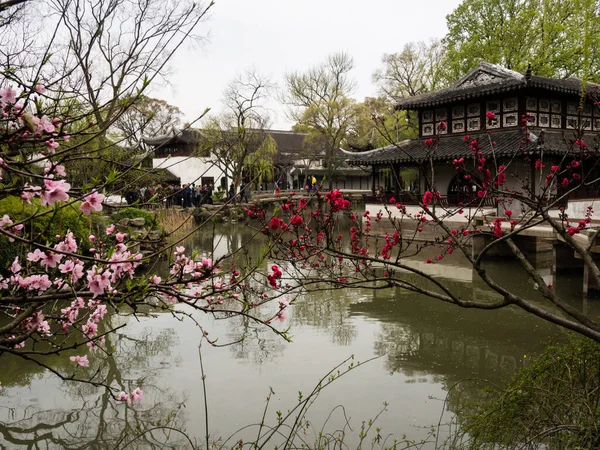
144, 128, 372, 190
345, 62, 600, 218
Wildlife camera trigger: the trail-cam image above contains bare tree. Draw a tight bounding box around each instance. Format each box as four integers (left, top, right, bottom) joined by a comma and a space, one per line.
51, 0, 212, 131
203, 70, 276, 196
113, 96, 183, 149
283, 52, 358, 190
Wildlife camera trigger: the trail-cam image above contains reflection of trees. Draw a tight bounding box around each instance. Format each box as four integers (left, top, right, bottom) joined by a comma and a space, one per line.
0, 319, 189, 448
357, 282, 561, 381
227, 316, 287, 365
292, 288, 358, 346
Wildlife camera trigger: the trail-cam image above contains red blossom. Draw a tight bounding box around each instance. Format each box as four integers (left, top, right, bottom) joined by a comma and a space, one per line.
424, 138, 434, 146
290, 215, 303, 227
269, 216, 282, 230
422, 191, 434, 207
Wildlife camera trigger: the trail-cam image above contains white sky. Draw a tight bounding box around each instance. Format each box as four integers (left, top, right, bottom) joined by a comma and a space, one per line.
154, 0, 463, 131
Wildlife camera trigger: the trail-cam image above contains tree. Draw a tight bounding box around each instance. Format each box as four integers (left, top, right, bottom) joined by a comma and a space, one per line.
443, 0, 600, 82
113, 96, 183, 150
372, 40, 448, 99
284, 52, 359, 190
203, 70, 277, 196
0, 0, 295, 412
256, 119, 600, 343
345, 96, 416, 152
43, 0, 211, 135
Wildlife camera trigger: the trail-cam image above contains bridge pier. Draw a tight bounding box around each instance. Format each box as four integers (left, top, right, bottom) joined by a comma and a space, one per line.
472, 234, 552, 261
552, 242, 583, 274
583, 256, 600, 295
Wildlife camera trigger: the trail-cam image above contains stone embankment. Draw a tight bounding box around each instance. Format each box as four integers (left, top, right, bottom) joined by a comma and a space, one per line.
113, 216, 164, 259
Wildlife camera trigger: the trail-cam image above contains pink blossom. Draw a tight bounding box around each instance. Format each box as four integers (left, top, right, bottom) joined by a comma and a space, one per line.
34, 84, 46, 94
10, 257, 21, 274
41, 179, 71, 206
130, 387, 143, 402
41, 251, 63, 269
82, 320, 98, 338
55, 232, 77, 253
276, 309, 288, 323
36, 115, 55, 133
117, 392, 129, 402
115, 233, 126, 243
70, 355, 89, 367
45, 139, 59, 152
80, 191, 105, 215
26, 274, 52, 291
201, 257, 213, 268
0, 87, 17, 104
87, 268, 112, 297
106, 224, 115, 235
150, 275, 161, 284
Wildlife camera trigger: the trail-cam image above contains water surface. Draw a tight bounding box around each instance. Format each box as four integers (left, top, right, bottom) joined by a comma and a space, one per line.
0, 224, 588, 448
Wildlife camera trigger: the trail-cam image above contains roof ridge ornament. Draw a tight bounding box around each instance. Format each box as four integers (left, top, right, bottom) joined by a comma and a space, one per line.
525, 63, 532, 83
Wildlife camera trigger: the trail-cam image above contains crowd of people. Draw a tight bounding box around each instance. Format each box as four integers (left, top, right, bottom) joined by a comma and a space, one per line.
124, 183, 215, 208
123, 177, 313, 208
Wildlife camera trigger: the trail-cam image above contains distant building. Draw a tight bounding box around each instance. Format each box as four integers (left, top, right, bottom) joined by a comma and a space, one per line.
144, 128, 372, 191
345, 62, 600, 217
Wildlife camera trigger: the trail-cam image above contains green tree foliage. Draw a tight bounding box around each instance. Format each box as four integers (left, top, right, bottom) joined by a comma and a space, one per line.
284, 52, 359, 189
0, 196, 91, 267
346, 97, 416, 152
443, 0, 600, 82
372, 40, 448, 98
458, 335, 600, 449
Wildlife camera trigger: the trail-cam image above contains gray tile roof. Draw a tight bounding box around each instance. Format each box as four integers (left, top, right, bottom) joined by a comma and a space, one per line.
344, 129, 598, 166
143, 128, 306, 155
395, 62, 600, 110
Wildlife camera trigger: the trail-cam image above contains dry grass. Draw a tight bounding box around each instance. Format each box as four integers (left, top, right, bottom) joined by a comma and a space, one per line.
156, 208, 195, 234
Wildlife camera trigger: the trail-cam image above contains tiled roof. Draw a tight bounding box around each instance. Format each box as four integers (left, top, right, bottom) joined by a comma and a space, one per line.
143, 128, 306, 157
143, 128, 202, 146
344, 129, 598, 166
269, 130, 306, 154
395, 62, 600, 110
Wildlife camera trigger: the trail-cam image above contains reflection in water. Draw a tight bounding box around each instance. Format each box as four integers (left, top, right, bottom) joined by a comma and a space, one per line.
0, 318, 190, 449
0, 224, 590, 447
292, 288, 358, 346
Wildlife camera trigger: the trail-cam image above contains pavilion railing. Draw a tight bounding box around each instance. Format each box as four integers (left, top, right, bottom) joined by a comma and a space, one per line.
362, 193, 497, 208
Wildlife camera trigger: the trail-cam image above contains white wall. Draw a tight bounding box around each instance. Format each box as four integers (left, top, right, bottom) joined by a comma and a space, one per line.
365, 203, 496, 223
152, 156, 226, 186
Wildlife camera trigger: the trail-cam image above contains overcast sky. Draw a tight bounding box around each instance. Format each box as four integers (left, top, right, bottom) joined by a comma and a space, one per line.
153, 0, 463, 131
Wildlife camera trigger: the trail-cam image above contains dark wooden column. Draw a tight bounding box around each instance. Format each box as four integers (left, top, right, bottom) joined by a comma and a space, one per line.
371, 165, 376, 193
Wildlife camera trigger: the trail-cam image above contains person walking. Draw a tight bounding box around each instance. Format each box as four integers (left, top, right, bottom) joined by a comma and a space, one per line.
239, 182, 249, 203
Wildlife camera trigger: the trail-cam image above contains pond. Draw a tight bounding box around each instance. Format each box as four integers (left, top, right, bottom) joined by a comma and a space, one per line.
0, 223, 591, 448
